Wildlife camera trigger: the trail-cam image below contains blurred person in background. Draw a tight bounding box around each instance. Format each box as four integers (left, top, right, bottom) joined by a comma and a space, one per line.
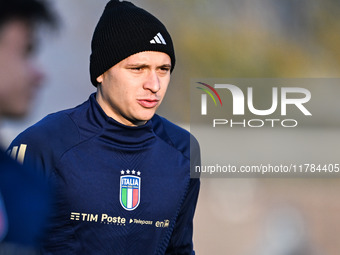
0, 0, 57, 253
8, 0, 200, 254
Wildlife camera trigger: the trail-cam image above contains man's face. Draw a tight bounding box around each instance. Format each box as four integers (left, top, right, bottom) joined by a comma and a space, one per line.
0, 20, 43, 119
96, 51, 171, 126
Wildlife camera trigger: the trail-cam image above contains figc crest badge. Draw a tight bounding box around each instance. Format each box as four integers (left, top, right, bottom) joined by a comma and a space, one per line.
120, 170, 141, 211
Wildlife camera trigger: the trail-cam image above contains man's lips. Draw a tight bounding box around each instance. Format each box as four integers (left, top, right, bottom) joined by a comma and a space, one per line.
137, 99, 159, 108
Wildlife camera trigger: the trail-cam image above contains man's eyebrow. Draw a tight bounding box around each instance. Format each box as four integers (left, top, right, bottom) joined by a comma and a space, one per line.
125, 63, 172, 68
159, 64, 171, 68
125, 63, 149, 68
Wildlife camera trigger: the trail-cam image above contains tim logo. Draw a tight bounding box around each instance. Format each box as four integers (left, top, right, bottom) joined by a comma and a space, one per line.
120, 170, 141, 211
196, 82, 312, 116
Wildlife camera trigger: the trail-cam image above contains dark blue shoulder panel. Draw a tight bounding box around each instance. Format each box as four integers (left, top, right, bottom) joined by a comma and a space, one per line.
8, 111, 81, 176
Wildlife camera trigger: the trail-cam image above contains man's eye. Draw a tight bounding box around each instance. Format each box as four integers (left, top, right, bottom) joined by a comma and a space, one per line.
131, 67, 142, 71
160, 67, 170, 73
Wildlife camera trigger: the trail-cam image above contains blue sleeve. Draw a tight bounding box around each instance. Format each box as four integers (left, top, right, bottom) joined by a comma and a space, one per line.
0, 150, 52, 248
152, 116, 201, 255
165, 177, 200, 255
141, 115, 203, 254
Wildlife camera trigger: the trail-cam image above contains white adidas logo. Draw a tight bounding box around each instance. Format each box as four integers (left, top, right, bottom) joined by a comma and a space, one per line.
7, 144, 27, 164
150, 32, 166, 45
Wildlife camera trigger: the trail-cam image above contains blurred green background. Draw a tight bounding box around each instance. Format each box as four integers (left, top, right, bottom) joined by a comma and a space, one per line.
152, 0, 340, 123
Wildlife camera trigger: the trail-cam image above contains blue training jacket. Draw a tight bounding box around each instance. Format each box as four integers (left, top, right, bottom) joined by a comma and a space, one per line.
8, 93, 200, 255
0, 149, 51, 252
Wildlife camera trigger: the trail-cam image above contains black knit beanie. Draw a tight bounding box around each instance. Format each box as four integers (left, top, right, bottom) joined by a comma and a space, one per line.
90, 0, 176, 86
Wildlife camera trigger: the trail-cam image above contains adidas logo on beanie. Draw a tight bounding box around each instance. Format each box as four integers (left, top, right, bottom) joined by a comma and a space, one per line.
89, 0, 176, 86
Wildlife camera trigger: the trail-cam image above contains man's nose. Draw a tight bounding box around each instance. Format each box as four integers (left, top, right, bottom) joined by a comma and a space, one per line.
143, 70, 160, 93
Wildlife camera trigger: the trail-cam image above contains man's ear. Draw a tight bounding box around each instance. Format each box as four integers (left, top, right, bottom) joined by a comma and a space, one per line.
96, 74, 103, 84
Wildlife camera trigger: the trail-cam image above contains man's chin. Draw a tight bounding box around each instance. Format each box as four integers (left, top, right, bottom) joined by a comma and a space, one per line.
132, 113, 156, 126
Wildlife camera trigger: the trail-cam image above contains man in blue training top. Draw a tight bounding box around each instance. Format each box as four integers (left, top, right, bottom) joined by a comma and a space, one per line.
8, 1, 201, 254
0, 0, 57, 253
